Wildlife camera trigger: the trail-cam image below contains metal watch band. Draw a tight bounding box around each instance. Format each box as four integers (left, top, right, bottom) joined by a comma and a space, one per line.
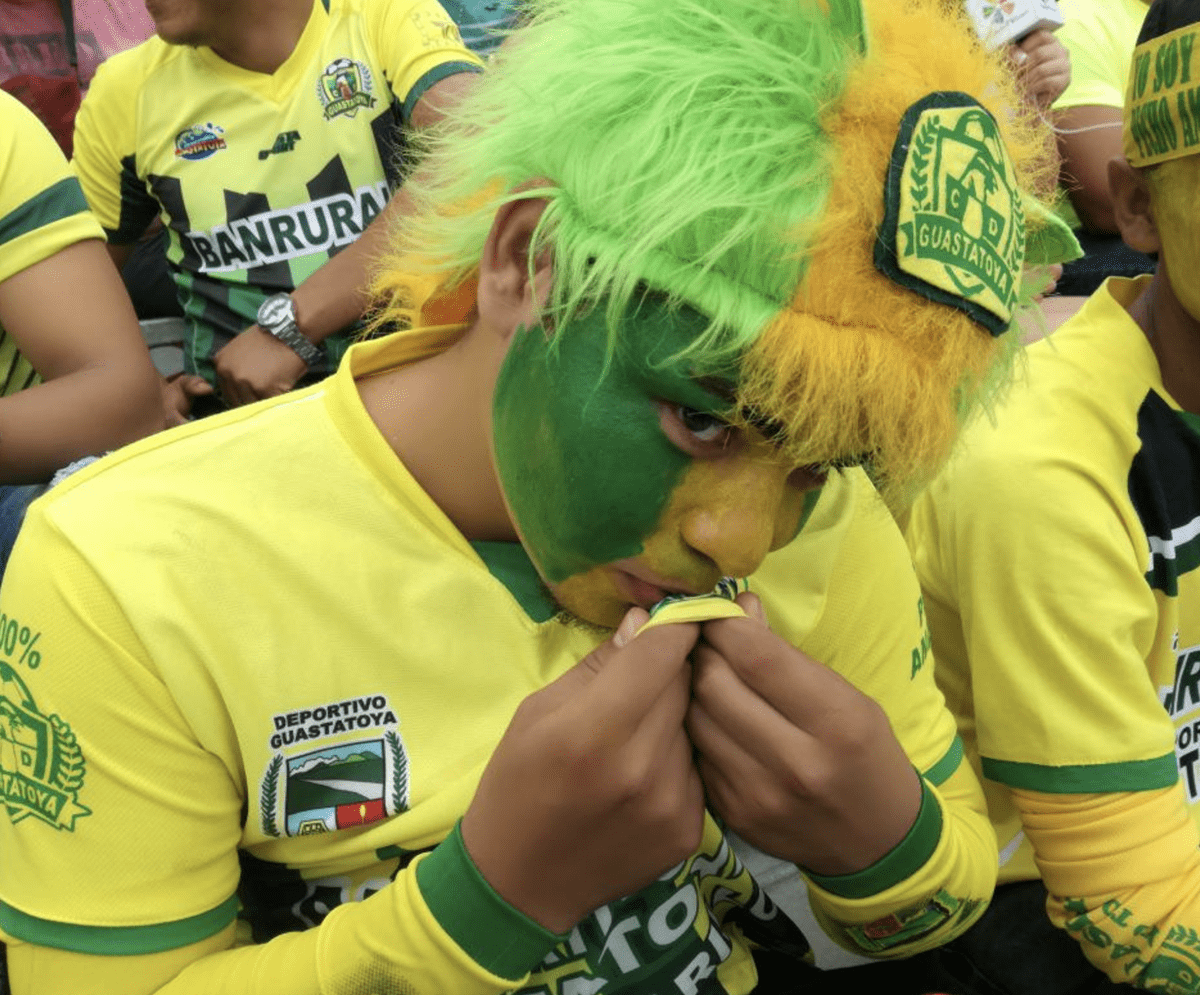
271, 322, 322, 367
257, 294, 322, 367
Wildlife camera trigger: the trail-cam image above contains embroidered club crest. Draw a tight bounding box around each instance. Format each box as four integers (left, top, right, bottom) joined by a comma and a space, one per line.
316, 58, 376, 120
261, 733, 409, 838
0, 663, 90, 831
875, 92, 1026, 336
174, 123, 227, 161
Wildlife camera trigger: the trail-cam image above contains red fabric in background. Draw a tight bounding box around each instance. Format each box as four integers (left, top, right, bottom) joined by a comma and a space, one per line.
0, 0, 154, 154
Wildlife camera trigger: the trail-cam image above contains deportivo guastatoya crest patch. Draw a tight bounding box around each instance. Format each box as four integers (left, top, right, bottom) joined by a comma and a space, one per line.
875, 92, 1026, 337
259, 696, 410, 838
0, 663, 90, 831
316, 58, 376, 120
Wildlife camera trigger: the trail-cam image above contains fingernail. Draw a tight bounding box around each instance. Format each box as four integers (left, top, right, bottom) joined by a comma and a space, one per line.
613, 608, 647, 648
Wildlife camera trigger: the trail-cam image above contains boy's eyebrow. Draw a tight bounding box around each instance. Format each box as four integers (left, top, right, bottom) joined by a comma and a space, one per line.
693, 374, 870, 469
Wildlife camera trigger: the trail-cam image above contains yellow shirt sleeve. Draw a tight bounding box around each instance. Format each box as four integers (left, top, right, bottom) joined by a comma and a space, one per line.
755, 470, 997, 958
1013, 782, 1200, 989
368, 0, 484, 121
0, 91, 102, 283
71, 47, 157, 240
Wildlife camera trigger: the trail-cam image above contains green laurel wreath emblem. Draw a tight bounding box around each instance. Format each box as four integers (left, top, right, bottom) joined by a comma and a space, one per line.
908, 115, 938, 210
261, 754, 283, 838
386, 730, 409, 815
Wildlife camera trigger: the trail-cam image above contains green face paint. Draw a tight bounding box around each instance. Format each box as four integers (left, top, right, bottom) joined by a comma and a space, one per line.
492, 297, 737, 585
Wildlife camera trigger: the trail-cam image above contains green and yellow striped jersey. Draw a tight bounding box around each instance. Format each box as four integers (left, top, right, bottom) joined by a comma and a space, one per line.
73, 0, 481, 384
0, 90, 104, 398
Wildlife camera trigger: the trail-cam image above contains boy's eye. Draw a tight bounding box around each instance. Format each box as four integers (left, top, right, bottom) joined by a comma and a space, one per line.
674, 405, 731, 444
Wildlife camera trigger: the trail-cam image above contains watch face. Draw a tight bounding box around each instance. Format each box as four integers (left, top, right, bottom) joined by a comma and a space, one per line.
258, 295, 291, 326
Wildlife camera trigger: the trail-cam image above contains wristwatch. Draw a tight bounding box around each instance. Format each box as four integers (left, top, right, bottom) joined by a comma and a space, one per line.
256, 293, 322, 367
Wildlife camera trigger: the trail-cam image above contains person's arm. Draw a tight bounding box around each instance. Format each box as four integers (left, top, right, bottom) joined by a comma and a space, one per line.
1011, 783, 1200, 987
0, 239, 162, 482
1048, 9, 1134, 235
1054, 104, 1125, 233
908, 413, 1193, 989
211, 30, 483, 405
689, 469, 996, 959
0, 497, 708, 994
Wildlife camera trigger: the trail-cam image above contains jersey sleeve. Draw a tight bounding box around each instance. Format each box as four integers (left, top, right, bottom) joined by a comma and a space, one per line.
907, 417, 1197, 989
0, 92, 103, 284
754, 469, 996, 959
909, 436, 1175, 794
0, 502, 559, 995
1011, 783, 1200, 989
71, 50, 159, 242
368, 0, 484, 123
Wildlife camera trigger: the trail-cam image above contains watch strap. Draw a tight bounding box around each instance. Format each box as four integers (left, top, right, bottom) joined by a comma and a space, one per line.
269, 321, 322, 367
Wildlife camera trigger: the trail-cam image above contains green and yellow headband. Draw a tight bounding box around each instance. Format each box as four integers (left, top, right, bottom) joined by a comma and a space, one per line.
1125, 22, 1200, 166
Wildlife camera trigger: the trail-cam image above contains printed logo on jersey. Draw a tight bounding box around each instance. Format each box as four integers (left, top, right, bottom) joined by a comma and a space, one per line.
876, 92, 1025, 337
260, 694, 408, 838
520, 822, 811, 994
844, 891, 981, 954
0, 663, 90, 831
316, 58, 376, 120
1164, 634, 1200, 801
174, 123, 227, 161
183, 180, 389, 274
258, 130, 302, 160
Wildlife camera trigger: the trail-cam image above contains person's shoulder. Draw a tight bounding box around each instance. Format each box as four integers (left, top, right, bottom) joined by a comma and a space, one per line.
752, 469, 907, 620
0, 93, 98, 265
0, 90, 63, 161
88, 33, 178, 93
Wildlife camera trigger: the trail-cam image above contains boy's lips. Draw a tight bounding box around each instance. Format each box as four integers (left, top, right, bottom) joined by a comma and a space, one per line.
613, 569, 704, 609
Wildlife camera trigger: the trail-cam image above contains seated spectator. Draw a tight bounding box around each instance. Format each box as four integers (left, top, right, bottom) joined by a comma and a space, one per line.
1052, 0, 1156, 295
0, 1, 1076, 992
0, 89, 160, 576
907, 1, 1200, 990
73, 0, 484, 416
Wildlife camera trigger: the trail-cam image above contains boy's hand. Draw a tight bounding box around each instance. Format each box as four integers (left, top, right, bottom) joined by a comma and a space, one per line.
461, 610, 705, 934
1014, 29, 1071, 110
687, 593, 922, 876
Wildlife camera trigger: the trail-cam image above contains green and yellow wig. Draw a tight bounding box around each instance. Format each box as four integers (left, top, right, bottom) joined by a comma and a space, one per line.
373, 0, 1074, 506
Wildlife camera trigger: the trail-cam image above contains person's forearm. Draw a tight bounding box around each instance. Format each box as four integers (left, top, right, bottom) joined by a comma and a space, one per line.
10, 836, 556, 995
808, 763, 998, 959
1016, 783, 1200, 988
288, 185, 414, 345
0, 361, 163, 484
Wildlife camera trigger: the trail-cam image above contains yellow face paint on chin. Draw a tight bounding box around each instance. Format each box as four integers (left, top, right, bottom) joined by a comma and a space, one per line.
546, 438, 815, 629
1150, 156, 1200, 322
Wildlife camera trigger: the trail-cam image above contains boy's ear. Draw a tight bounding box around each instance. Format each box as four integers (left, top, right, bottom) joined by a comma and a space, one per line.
1109, 157, 1161, 256
478, 196, 553, 340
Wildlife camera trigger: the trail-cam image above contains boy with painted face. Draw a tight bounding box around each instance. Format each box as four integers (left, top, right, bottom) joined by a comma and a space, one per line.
0, 1, 1074, 993
906, 1, 1200, 991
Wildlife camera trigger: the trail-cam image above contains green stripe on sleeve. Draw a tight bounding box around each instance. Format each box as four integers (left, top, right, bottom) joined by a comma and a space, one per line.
806, 777, 942, 900
982, 753, 1179, 793
402, 61, 484, 122
0, 895, 238, 955
922, 735, 964, 787
417, 822, 562, 980
0, 178, 89, 248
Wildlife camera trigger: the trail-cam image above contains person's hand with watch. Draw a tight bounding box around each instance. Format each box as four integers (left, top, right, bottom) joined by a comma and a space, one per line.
212, 293, 322, 407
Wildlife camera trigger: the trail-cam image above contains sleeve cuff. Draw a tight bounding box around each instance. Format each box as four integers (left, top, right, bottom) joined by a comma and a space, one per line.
416, 822, 564, 979
805, 777, 943, 900
402, 61, 484, 122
